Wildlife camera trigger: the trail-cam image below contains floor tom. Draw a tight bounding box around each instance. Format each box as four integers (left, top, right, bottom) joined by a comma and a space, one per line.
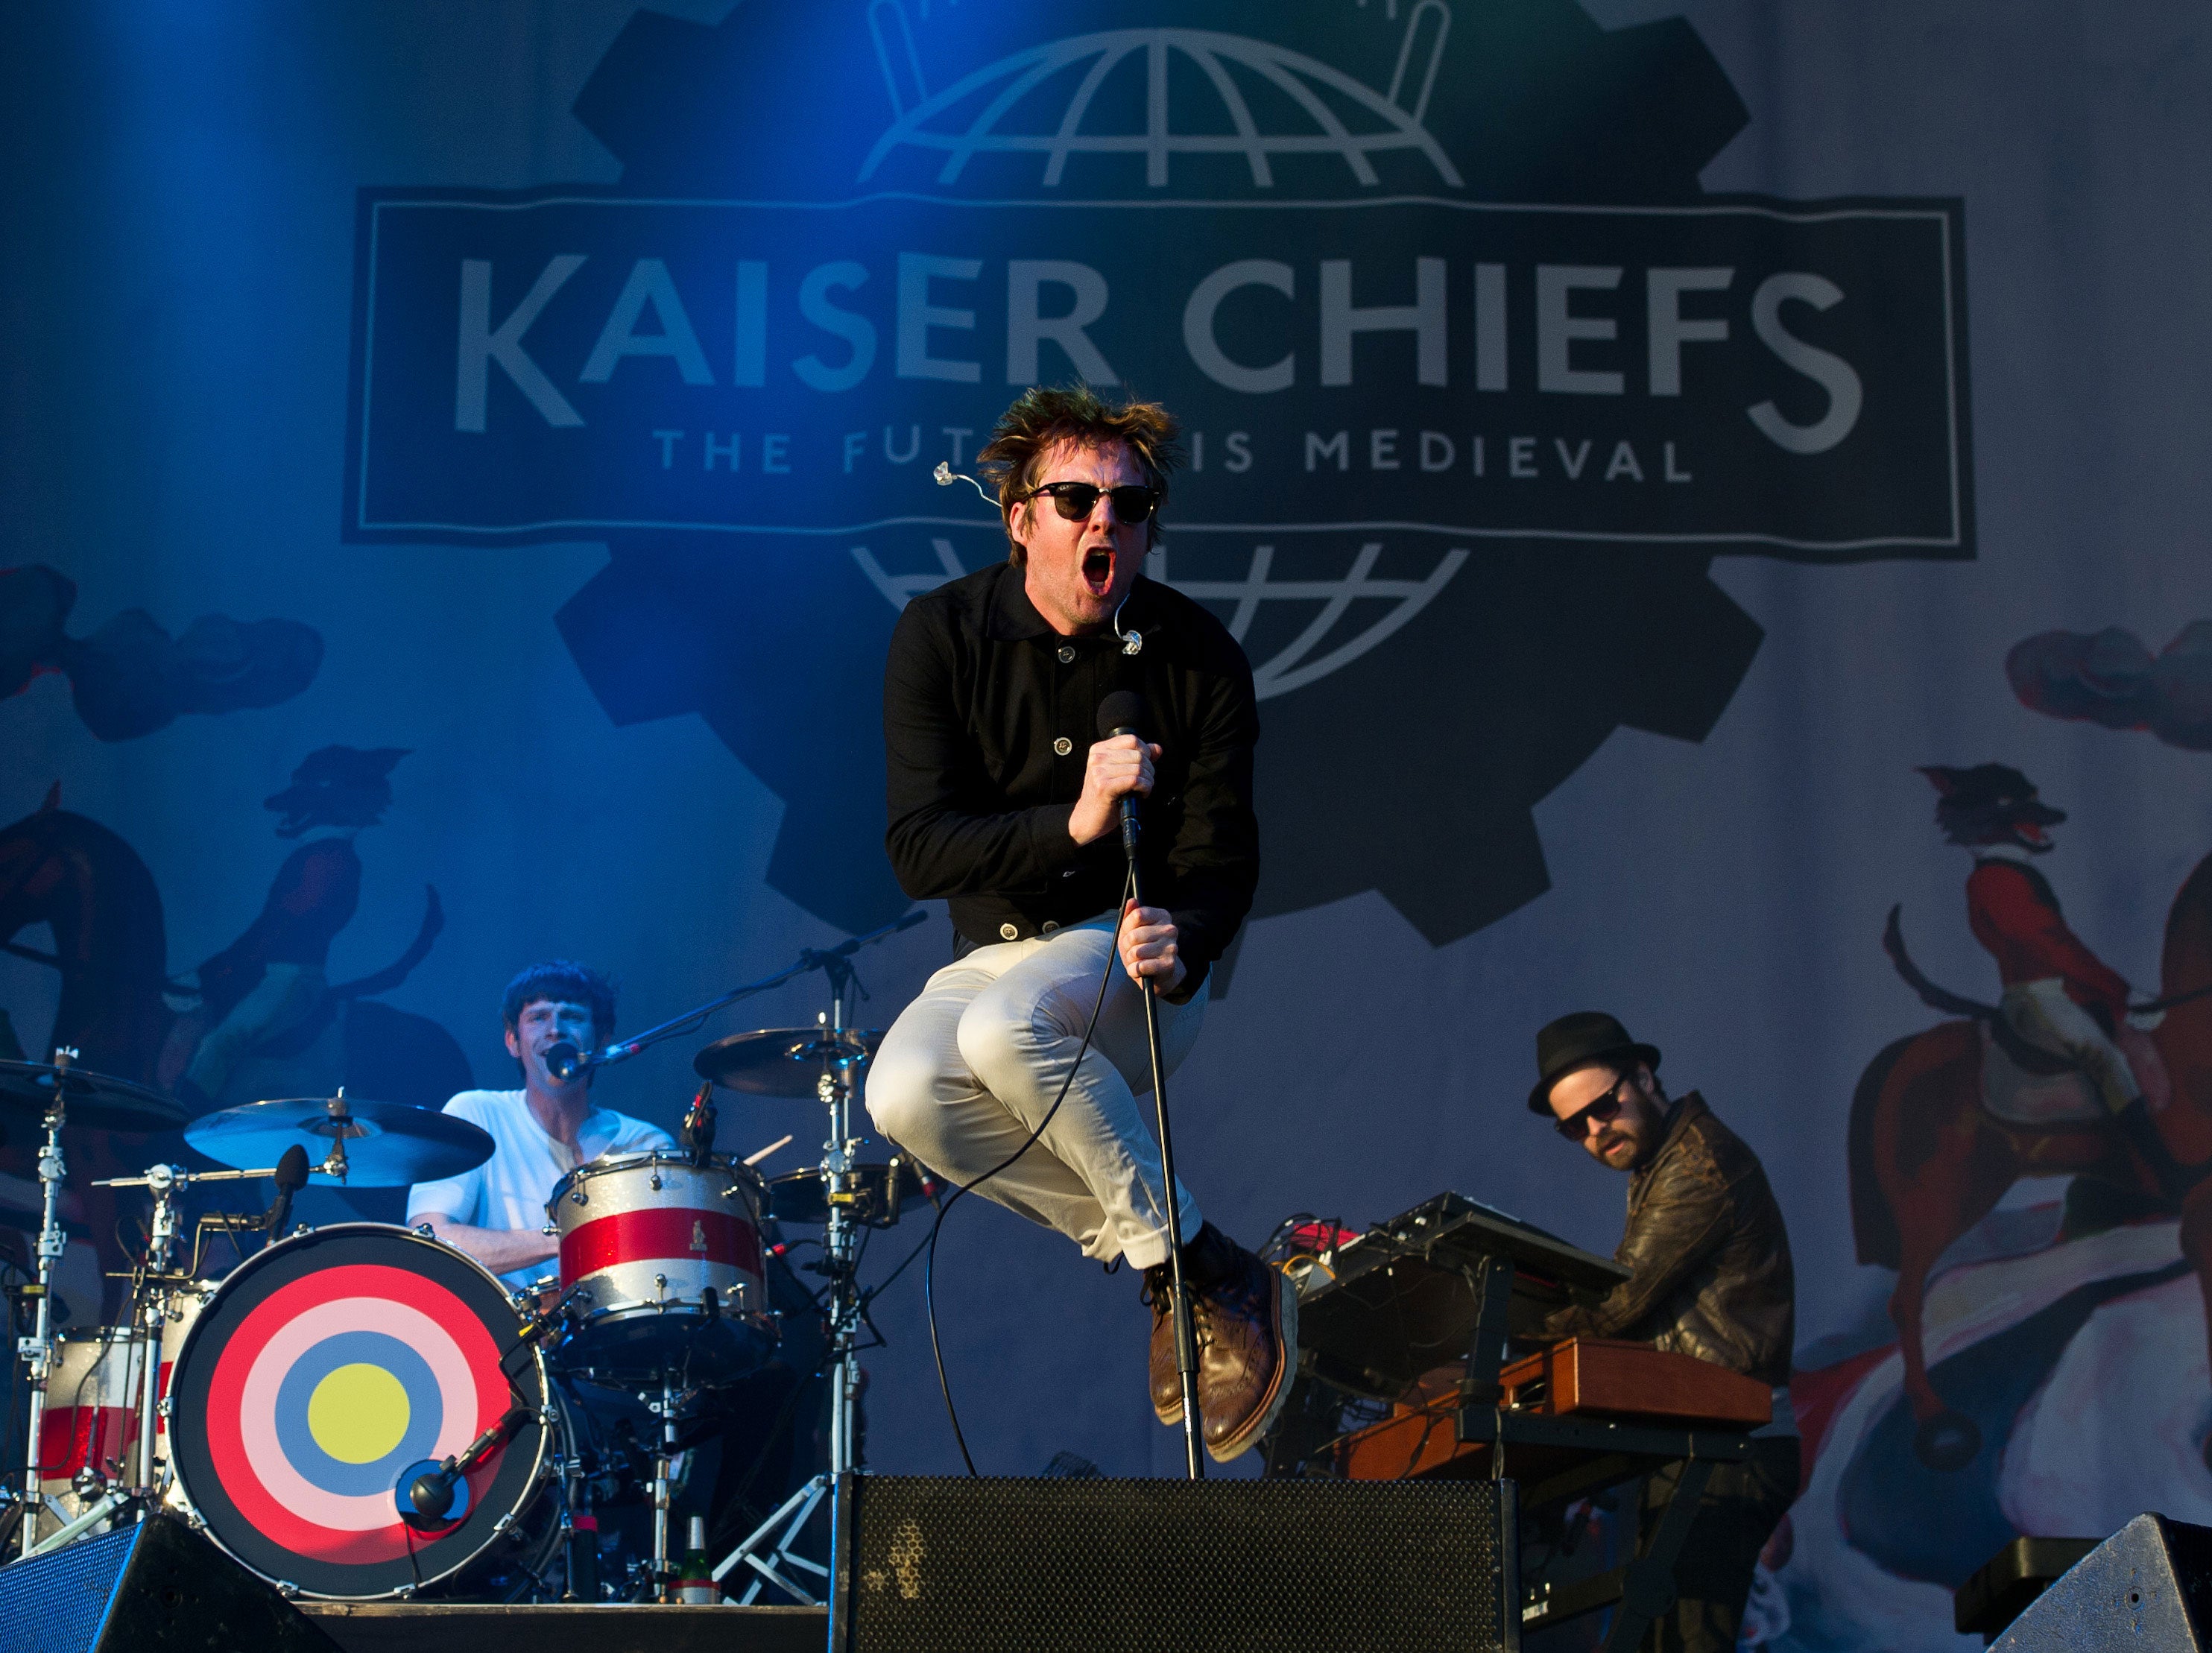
37, 1280, 212, 1523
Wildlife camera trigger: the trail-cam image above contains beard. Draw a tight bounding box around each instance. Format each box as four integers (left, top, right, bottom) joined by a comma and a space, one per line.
1592, 1098, 1660, 1167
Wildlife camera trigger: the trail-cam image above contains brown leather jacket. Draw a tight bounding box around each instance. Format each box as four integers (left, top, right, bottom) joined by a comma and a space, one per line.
1542, 1092, 1794, 1386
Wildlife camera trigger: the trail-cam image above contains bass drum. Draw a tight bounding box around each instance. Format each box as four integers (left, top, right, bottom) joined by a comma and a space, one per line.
166, 1223, 554, 1599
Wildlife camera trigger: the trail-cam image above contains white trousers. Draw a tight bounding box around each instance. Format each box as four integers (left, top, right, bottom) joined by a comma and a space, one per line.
865, 919, 1204, 1268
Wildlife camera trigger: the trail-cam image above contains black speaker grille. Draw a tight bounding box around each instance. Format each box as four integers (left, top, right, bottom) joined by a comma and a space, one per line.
0, 1524, 139, 1653
840, 1476, 1513, 1653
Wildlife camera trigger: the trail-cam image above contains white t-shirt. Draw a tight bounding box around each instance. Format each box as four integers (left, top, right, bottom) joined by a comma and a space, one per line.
405, 1089, 674, 1288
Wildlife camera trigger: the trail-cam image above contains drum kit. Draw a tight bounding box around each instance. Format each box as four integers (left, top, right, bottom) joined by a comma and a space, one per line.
1, 914, 938, 1607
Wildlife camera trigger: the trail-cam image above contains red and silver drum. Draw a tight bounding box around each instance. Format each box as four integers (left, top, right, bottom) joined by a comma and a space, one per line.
548, 1150, 774, 1380
38, 1329, 142, 1519
38, 1281, 212, 1520
165, 1224, 554, 1599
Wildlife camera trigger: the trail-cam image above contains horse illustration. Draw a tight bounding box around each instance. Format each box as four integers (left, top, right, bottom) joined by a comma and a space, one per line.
0, 790, 472, 1295
1848, 847, 2212, 1470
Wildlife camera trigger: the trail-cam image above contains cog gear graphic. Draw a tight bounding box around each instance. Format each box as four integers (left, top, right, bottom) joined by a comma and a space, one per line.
557, 0, 1766, 963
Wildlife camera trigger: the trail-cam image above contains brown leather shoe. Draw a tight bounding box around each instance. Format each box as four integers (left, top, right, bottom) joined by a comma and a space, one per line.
1179, 1224, 1298, 1464
1141, 1263, 1184, 1426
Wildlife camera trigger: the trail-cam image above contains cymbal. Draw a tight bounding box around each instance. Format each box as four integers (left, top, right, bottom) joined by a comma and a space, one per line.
0, 1061, 186, 1133
693, 1027, 885, 1098
186, 1094, 493, 1186
764, 1158, 932, 1229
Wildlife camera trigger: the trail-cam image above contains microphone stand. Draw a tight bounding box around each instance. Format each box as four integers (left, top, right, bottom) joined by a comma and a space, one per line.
1120, 806, 1206, 1480
552, 908, 928, 1079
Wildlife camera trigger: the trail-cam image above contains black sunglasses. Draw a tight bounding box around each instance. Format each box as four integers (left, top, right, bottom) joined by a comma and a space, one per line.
1026, 480, 1160, 525
1554, 1071, 1632, 1142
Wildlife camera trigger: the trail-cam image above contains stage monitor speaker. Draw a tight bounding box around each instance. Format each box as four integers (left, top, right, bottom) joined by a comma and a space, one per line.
0, 1514, 341, 1653
829, 1473, 1519, 1653
1993, 1513, 2212, 1651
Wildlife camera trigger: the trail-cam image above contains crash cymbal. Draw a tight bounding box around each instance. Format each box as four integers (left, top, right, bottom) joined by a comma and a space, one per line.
692, 1027, 885, 1097
0, 1060, 186, 1133
186, 1093, 493, 1186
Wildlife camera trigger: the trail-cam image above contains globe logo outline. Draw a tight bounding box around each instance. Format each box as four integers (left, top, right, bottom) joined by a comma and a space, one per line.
858, 19, 1463, 193
850, 536, 1469, 702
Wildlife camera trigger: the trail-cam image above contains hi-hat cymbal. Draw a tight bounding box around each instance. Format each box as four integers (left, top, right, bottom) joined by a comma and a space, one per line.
0, 1060, 186, 1133
186, 1094, 493, 1186
764, 1158, 934, 1229
693, 1027, 885, 1097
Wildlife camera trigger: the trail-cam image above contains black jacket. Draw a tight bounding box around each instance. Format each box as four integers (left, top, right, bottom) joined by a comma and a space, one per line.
1542, 1093, 1795, 1386
882, 562, 1260, 990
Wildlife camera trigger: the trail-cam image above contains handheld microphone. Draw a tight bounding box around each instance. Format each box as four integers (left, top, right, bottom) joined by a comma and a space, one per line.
1096, 691, 1147, 859
265, 1143, 309, 1236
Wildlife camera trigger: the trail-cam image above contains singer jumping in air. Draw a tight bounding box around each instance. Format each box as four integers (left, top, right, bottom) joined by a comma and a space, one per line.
868, 385, 1290, 1463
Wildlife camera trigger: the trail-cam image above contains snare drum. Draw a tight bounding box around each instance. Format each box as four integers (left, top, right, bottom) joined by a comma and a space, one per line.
166, 1223, 556, 1599
548, 1150, 775, 1380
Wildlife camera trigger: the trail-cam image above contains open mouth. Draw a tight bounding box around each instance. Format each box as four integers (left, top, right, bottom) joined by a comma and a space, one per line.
1081, 546, 1114, 595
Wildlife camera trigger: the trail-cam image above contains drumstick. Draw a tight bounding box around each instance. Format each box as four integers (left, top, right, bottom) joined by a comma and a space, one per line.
742, 1134, 793, 1167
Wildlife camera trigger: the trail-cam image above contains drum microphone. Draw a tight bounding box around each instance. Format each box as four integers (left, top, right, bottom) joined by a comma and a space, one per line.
265, 1144, 309, 1236
1096, 690, 1147, 856
407, 1460, 464, 1523
681, 1081, 717, 1166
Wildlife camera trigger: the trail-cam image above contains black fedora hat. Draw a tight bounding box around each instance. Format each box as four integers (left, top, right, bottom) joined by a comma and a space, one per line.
1527, 1011, 1661, 1114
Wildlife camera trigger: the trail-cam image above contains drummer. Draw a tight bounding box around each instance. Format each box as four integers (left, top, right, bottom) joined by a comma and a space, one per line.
407, 961, 672, 1289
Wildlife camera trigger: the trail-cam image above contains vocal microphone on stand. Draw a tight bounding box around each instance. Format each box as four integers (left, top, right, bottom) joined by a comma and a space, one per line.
543, 1040, 593, 1084
550, 1041, 718, 1162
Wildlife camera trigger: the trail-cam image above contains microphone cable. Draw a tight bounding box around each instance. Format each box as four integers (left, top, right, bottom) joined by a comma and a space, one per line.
922, 865, 1134, 1476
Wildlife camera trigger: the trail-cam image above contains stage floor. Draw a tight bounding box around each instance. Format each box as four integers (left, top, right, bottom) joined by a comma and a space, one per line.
302, 1602, 829, 1653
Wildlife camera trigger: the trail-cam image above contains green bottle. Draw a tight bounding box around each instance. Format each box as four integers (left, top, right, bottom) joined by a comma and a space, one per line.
674, 1514, 716, 1604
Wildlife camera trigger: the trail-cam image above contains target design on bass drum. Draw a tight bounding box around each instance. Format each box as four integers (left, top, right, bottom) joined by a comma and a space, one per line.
166, 1224, 548, 1599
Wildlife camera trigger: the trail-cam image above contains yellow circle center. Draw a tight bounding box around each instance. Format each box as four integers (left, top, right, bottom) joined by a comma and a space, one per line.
307, 1363, 411, 1464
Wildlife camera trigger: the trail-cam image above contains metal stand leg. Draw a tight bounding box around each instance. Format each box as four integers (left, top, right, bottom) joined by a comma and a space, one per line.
1601, 1456, 1714, 1653
650, 1377, 678, 1598
712, 1474, 834, 1605
710, 975, 869, 1607
133, 1166, 180, 1499
1124, 841, 1204, 1479
18, 1065, 72, 1559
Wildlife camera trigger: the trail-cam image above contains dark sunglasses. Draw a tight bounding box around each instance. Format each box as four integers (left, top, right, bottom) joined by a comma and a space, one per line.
1554, 1071, 1632, 1142
1026, 480, 1160, 525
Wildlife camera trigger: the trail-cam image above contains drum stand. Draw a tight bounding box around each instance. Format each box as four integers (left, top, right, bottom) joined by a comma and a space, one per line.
645, 1374, 686, 1597
710, 967, 870, 1608
90, 1164, 262, 1491
16, 1051, 73, 1559
13, 1158, 281, 1561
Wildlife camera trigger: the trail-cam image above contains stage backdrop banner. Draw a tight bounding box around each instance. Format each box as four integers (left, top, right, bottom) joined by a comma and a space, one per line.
4, 4, 2211, 1649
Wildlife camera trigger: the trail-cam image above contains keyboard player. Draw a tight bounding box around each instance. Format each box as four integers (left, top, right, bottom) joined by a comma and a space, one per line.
1529, 1011, 1798, 1653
